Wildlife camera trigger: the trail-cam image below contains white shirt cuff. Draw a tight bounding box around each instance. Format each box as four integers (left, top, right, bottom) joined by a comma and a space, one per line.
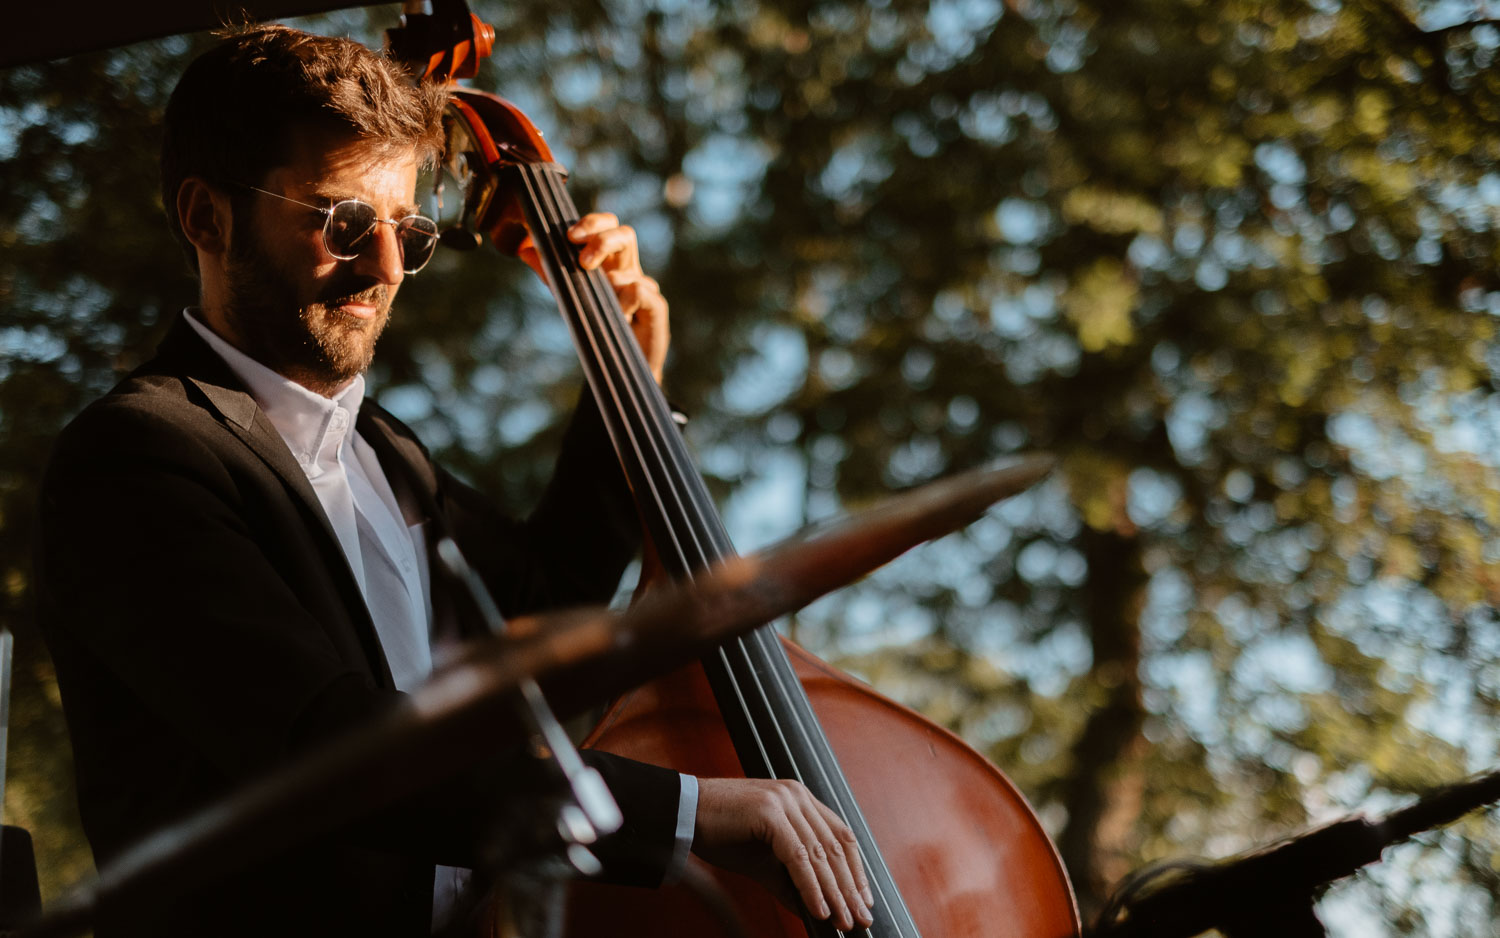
662, 773, 698, 884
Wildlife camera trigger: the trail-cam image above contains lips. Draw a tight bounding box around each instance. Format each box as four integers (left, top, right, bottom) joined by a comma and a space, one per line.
336, 300, 380, 319
322, 285, 388, 321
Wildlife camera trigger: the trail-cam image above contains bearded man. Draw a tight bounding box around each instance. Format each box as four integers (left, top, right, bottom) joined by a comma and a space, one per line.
34, 24, 872, 938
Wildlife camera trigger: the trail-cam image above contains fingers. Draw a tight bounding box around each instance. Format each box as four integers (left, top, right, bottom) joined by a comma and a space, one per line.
810, 795, 874, 920
566, 210, 621, 241
608, 273, 667, 381
568, 213, 635, 272
694, 778, 874, 931
566, 213, 670, 382
608, 271, 661, 315
767, 789, 870, 930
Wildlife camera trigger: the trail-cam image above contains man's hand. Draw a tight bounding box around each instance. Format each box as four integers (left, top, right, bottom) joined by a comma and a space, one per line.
516, 212, 670, 383
693, 777, 876, 931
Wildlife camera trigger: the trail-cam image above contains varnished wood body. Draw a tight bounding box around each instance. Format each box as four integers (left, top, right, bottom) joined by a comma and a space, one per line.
565, 640, 1081, 938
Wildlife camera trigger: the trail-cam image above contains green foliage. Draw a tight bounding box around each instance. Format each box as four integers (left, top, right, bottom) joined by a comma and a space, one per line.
4, 0, 1500, 933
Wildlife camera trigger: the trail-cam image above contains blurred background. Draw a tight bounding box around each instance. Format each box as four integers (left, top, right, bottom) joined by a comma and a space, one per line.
4, 0, 1500, 934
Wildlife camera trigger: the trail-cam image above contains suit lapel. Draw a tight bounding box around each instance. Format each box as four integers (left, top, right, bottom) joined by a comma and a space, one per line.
149, 317, 397, 688
190, 376, 343, 544
356, 405, 440, 527
357, 405, 484, 648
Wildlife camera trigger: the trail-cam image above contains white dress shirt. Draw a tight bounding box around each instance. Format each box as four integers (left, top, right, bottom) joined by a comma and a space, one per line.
184, 312, 696, 926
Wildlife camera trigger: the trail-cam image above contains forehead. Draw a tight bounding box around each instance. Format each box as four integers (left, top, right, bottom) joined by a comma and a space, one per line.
265, 126, 420, 207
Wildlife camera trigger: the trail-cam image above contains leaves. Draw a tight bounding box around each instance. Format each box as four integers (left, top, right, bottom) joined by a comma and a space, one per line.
6, 1, 1500, 932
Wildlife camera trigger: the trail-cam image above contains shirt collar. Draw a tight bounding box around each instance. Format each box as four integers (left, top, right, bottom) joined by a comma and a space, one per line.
184, 309, 366, 470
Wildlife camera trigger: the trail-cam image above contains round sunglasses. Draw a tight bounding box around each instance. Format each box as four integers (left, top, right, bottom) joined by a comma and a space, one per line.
240, 184, 440, 274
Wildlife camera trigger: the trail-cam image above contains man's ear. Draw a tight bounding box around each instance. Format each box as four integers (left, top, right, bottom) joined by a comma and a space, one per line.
177, 177, 233, 258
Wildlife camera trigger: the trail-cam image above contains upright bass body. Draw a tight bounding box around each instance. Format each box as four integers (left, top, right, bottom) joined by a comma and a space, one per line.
435, 82, 1081, 938
571, 645, 1080, 938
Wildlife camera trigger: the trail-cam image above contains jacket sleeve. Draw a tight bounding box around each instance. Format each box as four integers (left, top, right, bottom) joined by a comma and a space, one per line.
431, 389, 644, 618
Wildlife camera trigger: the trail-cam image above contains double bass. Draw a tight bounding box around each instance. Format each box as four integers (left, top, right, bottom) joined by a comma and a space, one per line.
390, 5, 1082, 935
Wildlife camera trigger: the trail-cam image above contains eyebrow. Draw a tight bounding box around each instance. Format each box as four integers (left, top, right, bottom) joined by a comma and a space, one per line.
307, 189, 422, 219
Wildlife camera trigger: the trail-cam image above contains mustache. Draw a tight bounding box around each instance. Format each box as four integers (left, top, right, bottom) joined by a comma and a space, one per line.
317, 279, 389, 309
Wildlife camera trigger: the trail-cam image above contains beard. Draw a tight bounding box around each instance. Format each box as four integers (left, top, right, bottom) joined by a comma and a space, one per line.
221, 236, 392, 396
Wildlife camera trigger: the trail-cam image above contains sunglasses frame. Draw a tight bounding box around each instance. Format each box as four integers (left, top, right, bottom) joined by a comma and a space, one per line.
238, 184, 439, 274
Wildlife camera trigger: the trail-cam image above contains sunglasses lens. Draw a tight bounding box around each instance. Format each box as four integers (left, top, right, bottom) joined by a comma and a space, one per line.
319, 200, 439, 272
398, 216, 439, 273
325, 201, 378, 258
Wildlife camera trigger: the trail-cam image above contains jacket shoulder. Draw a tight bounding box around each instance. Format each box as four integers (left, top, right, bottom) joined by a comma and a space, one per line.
44, 372, 238, 484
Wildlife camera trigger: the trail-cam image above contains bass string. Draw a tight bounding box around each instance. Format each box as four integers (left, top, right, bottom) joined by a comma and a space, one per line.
553, 203, 915, 938
522, 163, 814, 767
513, 167, 783, 728
525, 168, 733, 581
529, 163, 913, 936
523, 162, 909, 937
512, 164, 707, 568
520, 166, 805, 779
749, 625, 913, 936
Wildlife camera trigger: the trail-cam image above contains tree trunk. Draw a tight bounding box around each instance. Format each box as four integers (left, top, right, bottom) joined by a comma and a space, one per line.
1057, 526, 1149, 924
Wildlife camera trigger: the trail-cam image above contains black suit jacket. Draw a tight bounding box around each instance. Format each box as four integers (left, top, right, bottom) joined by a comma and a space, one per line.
34, 316, 678, 937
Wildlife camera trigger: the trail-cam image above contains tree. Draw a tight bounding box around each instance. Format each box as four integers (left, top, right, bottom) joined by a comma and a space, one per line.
4, 1, 1500, 933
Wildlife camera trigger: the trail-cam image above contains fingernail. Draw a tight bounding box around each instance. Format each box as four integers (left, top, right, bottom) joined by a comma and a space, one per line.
817, 899, 830, 918
863, 887, 874, 907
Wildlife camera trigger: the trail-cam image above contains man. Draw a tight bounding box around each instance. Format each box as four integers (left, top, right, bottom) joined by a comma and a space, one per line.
34, 24, 873, 937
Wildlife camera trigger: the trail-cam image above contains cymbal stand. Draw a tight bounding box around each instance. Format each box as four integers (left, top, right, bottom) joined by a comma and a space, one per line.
431, 538, 620, 938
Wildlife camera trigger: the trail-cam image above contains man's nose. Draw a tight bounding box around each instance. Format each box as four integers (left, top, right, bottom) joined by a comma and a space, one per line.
351, 221, 405, 287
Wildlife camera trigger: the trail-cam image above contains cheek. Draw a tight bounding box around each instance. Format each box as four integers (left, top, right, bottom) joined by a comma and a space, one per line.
248, 214, 336, 291
285, 240, 342, 297
298, 232, 340, 272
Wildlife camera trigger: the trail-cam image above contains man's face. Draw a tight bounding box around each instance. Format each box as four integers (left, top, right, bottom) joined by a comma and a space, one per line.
221, 129, 421, 395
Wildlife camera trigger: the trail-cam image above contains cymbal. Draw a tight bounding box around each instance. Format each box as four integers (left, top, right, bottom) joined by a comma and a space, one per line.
24, 455, 1053, 938
707, 452, 1057, 613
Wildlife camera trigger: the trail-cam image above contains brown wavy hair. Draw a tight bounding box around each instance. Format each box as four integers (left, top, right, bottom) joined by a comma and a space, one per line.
161, 24, 448, 269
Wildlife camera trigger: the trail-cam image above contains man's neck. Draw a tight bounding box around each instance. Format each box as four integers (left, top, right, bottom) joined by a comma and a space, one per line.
188, 305, 357, 399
